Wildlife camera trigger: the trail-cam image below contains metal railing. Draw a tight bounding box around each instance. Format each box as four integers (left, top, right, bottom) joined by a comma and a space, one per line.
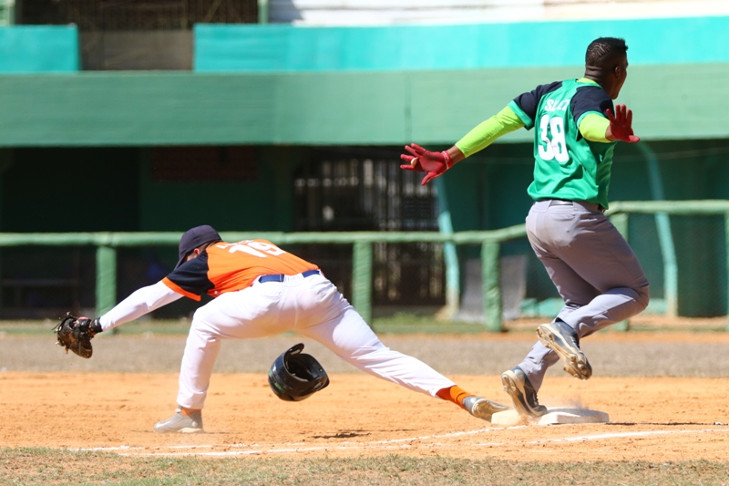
1, 200, 728, 331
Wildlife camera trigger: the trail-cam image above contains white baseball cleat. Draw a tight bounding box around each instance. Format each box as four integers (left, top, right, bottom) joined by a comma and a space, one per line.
154, 408, 204, 433
463, 396, 509, 421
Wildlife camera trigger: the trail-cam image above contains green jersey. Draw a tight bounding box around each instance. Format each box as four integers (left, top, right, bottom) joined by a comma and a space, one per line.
509, 79, 616, 208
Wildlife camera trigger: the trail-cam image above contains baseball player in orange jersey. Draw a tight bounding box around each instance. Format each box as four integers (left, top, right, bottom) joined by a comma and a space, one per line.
88, 225, 507, 432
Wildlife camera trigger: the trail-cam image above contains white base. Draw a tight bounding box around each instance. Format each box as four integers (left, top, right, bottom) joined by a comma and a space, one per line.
491, 408, 609, 426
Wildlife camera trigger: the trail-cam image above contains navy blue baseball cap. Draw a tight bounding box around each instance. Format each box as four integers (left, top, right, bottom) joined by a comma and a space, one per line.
175, 225, 221, 269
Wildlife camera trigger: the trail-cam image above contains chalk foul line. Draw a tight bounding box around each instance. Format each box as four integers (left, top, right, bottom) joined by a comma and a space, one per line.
71, 425, 729, 457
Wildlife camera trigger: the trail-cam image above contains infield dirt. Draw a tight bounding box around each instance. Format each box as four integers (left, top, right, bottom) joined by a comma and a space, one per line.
2, 326, 729, 462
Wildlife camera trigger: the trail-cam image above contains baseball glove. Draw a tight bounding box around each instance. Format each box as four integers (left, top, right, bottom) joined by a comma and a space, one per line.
53, 313, 102, 359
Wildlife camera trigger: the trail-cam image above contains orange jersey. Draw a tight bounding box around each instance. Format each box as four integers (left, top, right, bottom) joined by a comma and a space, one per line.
162, 239, 319, 301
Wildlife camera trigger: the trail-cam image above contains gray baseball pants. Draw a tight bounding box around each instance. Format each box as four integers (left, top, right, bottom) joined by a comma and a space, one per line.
517, 199, 650, 391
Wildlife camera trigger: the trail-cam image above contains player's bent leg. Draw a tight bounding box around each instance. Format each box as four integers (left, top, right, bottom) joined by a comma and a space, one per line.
175, 294, 277, 411
536, 320, 592, 380
170, 303, 232, 432
176, 324, 223, 410
570, 284, 650, 337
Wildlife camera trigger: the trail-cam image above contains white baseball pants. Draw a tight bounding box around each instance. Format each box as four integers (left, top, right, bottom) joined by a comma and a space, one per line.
176, 272, 456, 409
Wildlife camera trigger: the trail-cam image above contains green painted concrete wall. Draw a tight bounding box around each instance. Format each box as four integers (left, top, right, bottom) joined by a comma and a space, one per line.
2, 63, 729, 147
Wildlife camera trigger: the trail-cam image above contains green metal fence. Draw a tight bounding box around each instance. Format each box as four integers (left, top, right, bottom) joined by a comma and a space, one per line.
1, 200, 728, 330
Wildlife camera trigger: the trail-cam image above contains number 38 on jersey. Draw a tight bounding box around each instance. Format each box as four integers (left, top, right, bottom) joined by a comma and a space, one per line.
537, 114, 569, 163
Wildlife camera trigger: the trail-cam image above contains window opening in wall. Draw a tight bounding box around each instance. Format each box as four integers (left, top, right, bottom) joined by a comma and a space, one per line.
293, 147, 445, 308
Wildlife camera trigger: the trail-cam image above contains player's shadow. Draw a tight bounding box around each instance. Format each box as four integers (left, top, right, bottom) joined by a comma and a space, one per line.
312, 430, 371, 439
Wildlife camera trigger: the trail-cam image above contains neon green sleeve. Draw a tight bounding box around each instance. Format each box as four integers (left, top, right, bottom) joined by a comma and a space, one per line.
455, 106, 524, 158
579, 113, 611, 142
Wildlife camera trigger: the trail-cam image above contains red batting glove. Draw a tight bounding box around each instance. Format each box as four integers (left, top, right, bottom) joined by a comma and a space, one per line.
605, 104, 640, 143
399, 143, 452, 185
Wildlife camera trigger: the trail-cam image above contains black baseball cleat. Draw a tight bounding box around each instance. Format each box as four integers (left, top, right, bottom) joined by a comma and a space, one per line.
462, 396, 509, 421
537, 320, 592, 380
500, 367, 548, 418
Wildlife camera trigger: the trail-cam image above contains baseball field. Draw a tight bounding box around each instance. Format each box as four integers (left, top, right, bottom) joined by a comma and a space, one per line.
2, 315, 729, 485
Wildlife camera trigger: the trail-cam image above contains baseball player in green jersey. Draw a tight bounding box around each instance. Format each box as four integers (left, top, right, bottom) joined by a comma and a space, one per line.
400, 37, 649, 418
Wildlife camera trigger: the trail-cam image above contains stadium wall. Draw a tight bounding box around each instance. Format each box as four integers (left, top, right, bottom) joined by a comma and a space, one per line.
1, 16, 729, 316
1, 62, 729, 146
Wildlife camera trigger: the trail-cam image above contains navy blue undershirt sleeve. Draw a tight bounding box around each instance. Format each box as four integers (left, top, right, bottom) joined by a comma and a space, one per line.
165, 252, 215, 296
511, 80, 564, 124
571, 85, 614, 122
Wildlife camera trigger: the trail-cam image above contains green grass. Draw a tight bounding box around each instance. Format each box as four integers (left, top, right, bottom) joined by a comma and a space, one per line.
371, 312, 511, 334
0, 313, 506, 337
1, 313, 727, 338
1, 449, 729, 485
0, 319, 191, 336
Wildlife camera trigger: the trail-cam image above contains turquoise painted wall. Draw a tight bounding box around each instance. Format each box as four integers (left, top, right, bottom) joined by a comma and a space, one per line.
3, 17, 726, 75
194, 16, 729, 71
0, 25, 79, 73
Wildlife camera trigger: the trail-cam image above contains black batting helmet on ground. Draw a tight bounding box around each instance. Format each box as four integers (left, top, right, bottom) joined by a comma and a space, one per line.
268, 343, 330, 401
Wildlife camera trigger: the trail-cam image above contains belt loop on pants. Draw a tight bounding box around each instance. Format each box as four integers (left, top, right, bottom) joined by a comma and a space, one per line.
548, 199, 572, 207
547, 199, 606, 213
257, 269, 321, 284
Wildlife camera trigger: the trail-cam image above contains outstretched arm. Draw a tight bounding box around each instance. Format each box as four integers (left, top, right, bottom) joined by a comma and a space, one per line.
399, 143, 464, 185
579, 104, 640, 144
399, 106, 524, 185
98, 280, 184, 331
